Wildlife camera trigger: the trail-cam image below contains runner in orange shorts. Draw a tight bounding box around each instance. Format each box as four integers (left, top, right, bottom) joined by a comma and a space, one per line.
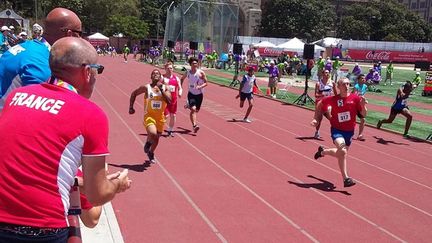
129, 69, 171, 162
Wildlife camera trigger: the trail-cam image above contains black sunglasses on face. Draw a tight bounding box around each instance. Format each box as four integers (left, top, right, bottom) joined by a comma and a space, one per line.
61, 28, 83, 37
82, 64, 104, 74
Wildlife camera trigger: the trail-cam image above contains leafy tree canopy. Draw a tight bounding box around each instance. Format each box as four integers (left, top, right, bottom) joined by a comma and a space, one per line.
259, 0, 336, 41
338, 0, 432, 42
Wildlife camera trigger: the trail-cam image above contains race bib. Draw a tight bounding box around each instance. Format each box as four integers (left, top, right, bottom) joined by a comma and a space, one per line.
169, 85, 176, 92
189, 83, 195, 89
401, 99, 407, 105
338, 111, 351, 123
151, 100, 162, 109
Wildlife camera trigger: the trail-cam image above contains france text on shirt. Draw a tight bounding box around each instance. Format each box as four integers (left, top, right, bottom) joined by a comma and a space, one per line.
9, 92, 65, 115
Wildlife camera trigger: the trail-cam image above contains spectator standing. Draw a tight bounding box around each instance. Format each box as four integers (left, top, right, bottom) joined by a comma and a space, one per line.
266, 60, 279, 98
412, 71, 422, 94
331, 56, 344, 81
316, 56, 325, 80
353, 74, 369, 141
383, 60, 394, 86
0, 8, 83, 113
0, 37, 131, 242
123, 44, 130, 63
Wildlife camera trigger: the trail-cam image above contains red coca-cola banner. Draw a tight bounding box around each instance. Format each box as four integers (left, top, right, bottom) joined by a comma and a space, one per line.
257, 47, 298, 57
346, 49, 432, 63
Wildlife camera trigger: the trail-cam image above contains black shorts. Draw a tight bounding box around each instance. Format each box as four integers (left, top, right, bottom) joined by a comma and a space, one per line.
240, 92, 253, 101
391, 106, 408, 115
188, 92, 204, 111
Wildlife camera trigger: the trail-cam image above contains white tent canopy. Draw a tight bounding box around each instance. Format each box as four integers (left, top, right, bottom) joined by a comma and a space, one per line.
87, 32, 109, 40
252, 40, 276, 48
276, 37, 305, 52
312, 37, 341, 48
277, 37, 325, 57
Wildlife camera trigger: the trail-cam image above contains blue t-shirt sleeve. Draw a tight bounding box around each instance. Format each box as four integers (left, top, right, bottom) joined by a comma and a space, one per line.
20, 42, 51, 85
20, 60, 51, 85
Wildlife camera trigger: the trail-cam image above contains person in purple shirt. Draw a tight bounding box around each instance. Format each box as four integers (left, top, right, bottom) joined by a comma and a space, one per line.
266, 60, 279, 98
198, 51, 204, 69
324, 59, 332, 72
351, 63, 362, 85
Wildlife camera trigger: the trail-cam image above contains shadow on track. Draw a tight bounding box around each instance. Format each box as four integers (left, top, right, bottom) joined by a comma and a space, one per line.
372, 136, 409, 145
288, 175, 351, 196
108, 162, 152, 172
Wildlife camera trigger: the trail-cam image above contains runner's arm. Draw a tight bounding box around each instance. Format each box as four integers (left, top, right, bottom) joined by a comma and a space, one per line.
159, 84, 172, 104
129, 85, 147, 114
314, 82, 322, 99
177, 77, 183, 97
180, 71, 187, 86
197, 71, 208, 89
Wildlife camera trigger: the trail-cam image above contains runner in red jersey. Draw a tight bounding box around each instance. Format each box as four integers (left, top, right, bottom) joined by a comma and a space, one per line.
163, 61, 182, 137
311, 78, 367, 187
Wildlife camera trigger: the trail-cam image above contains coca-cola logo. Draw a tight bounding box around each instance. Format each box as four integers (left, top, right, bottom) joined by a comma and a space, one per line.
365, 51, 391, 60
261, 47, 284, 56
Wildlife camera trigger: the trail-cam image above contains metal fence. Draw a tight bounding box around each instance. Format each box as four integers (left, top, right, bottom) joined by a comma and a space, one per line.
164, 0, 239, 54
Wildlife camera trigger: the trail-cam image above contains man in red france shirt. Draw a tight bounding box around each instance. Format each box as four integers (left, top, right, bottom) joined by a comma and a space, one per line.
310, 77, 367, 187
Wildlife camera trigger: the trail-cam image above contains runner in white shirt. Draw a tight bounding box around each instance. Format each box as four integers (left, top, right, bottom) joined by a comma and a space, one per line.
236, 67, 259, 122
180, 57, 208, 133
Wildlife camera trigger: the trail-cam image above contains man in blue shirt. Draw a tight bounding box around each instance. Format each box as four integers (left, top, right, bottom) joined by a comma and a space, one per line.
0, 8, 82, 112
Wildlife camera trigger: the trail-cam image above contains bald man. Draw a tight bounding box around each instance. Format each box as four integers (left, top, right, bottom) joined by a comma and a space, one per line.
0, 37, 131, 242
0, 7, 82, 113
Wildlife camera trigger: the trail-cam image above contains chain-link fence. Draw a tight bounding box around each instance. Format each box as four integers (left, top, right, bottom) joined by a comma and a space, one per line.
164, 0, 239, 55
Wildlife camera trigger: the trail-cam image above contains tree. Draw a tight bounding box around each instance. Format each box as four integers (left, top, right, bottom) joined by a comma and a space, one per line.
139, 0, 182, 38
259, 0, 336, 41
104, 15, 148, 40
81, 0, 141, 34
339, 0, 432, 42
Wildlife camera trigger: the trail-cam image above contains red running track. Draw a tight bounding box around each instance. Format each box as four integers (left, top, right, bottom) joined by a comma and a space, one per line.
91, 56, 432, 243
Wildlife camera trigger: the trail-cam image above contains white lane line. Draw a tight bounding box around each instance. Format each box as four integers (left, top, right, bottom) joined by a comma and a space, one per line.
176, 131, 319, 243
97, 77, 317, 242
253, 116, 432, 191
94, 88, 228, 243
231, 119, 432, 218
178, 109, 406, 242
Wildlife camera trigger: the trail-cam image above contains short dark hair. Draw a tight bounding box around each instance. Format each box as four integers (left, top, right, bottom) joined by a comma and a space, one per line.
357, 74, 365, 80
188, 57, 198, 65
404, 81, 413, 89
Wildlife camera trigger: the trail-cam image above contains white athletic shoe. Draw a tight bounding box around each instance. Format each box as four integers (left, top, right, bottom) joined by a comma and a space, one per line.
243, 118, 252, 123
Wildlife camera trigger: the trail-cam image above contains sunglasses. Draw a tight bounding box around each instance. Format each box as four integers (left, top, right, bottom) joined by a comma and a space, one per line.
61, 28, 83, 37
82, 64, 104, 74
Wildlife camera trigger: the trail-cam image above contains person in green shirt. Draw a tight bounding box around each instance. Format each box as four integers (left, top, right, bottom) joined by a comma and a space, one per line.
123, 44, 130, 63
383, 60, 394, 86
331, 56, 344, 81
316, 56, 325, 80
412, 71, 422, 94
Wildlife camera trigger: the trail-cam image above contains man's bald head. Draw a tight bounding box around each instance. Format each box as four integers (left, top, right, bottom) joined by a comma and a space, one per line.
50, 37, 97, 80
44, 8, 82, 44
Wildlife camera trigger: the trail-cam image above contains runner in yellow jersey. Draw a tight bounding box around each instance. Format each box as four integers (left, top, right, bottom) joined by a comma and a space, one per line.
129, 69, 171, 162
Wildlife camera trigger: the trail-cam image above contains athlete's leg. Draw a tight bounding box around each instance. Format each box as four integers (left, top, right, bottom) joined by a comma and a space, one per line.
378, 110, 397, 128
244, 97, 254, 120
401, 108, 412, 135
321, 137, 350, 179
190, 106, 198, 126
